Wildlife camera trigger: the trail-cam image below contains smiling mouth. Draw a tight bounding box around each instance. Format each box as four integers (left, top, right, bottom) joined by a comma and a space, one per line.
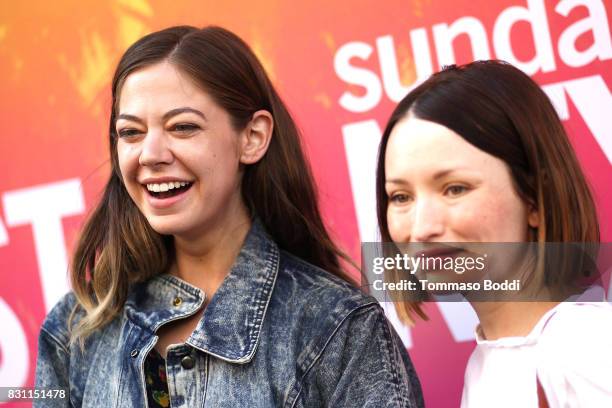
145, 182, 193, 199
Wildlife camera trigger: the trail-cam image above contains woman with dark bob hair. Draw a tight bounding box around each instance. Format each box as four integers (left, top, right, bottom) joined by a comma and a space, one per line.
376, 60, 612, 407
35, 26, 424, 407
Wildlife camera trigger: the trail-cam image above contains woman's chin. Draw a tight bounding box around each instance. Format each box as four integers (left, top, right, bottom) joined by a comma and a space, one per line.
145, 217, 187, 237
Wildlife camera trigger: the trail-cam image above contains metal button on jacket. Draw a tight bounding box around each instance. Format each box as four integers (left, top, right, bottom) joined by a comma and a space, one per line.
181, 355, 195, 369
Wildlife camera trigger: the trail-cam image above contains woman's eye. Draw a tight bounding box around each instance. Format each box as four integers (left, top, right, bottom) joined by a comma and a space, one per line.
170, 123, 200, 133
117, 128, 141, 138
445, 185, 469, 197
389, 193, 412, 204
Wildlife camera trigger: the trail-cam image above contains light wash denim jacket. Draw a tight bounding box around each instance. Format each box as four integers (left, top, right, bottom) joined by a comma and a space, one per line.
35, 220, 424, 407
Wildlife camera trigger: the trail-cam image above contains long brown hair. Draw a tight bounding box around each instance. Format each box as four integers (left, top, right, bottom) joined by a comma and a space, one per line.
70, 26, 355, 344
376, 60, 599, 324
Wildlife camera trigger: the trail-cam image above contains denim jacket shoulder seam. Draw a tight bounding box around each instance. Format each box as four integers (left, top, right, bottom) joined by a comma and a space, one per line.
40, 326, 70, 355
287, 301, 378, 408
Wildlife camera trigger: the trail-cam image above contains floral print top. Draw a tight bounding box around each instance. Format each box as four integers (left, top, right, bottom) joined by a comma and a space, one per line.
145, 348, 170, 408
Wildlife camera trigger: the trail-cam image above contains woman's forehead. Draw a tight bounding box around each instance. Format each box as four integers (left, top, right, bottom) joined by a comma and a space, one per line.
387, 118, 476, 160
385, 117, 504, 180
118, 62, 211, 114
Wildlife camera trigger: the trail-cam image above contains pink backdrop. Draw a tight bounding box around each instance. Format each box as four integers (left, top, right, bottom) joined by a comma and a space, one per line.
1, 1, 611, 406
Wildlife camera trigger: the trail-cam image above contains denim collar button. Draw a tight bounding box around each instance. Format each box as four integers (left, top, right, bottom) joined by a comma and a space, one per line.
180, 355, 195, 369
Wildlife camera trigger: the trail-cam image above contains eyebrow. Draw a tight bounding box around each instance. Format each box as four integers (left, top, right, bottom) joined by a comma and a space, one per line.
163, 107, 206, 122
432, 169, 459, 180
386, 168, 471, 185
116, 107, 207, 124
385, 178, 409, 186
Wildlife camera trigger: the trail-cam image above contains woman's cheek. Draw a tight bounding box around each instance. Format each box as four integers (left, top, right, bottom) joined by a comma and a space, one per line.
387, 208, 410, 243
450, 194, 524, 242
448, 198, 489, 241
117, 145, 139, 178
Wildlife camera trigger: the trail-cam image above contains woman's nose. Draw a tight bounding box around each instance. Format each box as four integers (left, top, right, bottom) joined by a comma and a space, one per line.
410, 197, 445, 242
138, 130, 173, 167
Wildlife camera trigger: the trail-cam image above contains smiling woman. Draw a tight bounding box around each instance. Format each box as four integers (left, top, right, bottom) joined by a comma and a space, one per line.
115, 61, 257, 240
33, 26, 424, 408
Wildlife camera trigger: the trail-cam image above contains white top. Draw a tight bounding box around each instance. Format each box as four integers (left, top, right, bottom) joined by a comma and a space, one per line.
461, 298, 612, 407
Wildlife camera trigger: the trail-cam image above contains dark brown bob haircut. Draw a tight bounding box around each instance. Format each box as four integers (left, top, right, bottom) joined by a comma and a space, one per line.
70, 26, 355, 343
376, 60, 600, 324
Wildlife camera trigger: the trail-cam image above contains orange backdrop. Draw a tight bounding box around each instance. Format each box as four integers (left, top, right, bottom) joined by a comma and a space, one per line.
1, 1, 611, 407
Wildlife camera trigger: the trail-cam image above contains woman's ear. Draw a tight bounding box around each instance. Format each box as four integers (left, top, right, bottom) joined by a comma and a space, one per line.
240, 110, 273, 165
527, 203, 540, 229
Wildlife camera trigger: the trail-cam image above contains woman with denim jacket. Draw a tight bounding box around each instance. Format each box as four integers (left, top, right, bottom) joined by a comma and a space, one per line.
34, 26, 424, 408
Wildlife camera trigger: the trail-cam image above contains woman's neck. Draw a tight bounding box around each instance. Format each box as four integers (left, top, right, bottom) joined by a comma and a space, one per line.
470, 301, 560, 340
170, 202, 251, 298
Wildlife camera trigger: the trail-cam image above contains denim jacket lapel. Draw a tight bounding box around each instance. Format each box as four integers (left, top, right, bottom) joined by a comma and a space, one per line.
125, 219, 280, 363
187, 219, 280, 362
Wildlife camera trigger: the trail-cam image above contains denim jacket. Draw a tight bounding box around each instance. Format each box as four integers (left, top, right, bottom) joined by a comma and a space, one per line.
35, 220, 424, 407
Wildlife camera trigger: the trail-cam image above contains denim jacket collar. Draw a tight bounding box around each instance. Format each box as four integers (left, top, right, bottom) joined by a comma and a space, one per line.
125, 219, 280, 363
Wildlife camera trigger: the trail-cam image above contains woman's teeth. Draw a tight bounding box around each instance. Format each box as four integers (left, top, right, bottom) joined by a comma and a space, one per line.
146, 181, 190, 193
145, 181, 193, 199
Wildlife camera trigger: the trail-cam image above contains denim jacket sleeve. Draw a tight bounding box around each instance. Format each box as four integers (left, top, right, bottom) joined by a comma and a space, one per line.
34, 293, 77, 408
35, 329, 71, 407
295, 303, 424, 408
